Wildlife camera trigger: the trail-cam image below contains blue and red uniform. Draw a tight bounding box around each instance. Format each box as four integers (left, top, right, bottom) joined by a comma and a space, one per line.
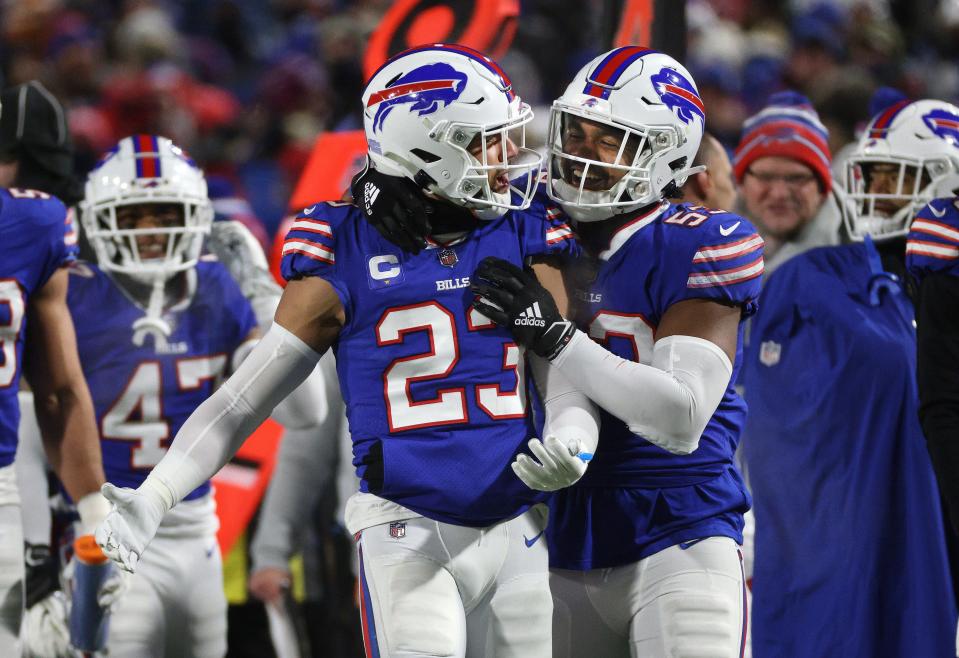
280, 195, 578, 527
66, 260, 257, 499
0, 188, 78, 467
551, 201, 763, 570
907, 196, 959, 279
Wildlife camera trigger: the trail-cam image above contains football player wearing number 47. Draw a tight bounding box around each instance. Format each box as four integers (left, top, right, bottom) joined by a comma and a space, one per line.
96, 45, 588, 658
470, 48, 762, 658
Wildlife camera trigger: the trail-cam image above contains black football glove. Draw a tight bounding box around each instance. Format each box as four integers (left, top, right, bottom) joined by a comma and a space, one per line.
350, 160, 433, 254
470, 257, 576, 360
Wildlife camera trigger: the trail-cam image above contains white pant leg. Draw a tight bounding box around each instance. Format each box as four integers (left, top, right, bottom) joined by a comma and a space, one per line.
550, 568, 630, 658
464, 506, 551, 658
108, 497, 225, 658
552, 536, 746, 658
356, 507, 551, 658
357, 517, 468, 658
0, 465, 23, 655
629, 537, 746, 658
14, 392, 51, 547
165, 531, 226, 658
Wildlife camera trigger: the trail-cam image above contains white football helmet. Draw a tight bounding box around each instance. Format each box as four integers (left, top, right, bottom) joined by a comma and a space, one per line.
81, 134, 213, 283
362, 43, 540, 219
547, 47, 706, 222
843, 99, 959, 240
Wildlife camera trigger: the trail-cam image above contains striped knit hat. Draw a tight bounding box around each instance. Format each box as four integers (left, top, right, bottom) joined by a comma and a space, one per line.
733, 91, 832, 192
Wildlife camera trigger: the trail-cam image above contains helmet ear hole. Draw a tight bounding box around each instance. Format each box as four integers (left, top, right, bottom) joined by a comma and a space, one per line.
411, 148, 441, 163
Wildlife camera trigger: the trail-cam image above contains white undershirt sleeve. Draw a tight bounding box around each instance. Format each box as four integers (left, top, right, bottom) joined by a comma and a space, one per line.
528, 354, 600, 456
550, 330, 733, 455
141, 322, 323, 512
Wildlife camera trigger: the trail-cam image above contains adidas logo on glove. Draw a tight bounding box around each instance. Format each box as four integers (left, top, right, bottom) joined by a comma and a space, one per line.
363, 181, 381, 214
515, 302, 547, 327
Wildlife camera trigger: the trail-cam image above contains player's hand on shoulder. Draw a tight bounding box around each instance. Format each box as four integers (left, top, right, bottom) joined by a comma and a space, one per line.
249, 566, 292, 605
470, 256, 575, 360
512, 436, 593, 492
350, 159, 433, 254
95, 482, 166, 573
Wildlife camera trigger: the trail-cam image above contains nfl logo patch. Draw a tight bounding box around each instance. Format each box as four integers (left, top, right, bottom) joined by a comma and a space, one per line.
389, 522, 406, 539
438, 248, 458, 268
759, 340, 782, 367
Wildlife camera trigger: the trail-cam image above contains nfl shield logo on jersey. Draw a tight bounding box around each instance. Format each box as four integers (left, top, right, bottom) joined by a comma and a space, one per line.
438, 248, 458, 268
389, 522, 406, 539
759, 340, 782, 367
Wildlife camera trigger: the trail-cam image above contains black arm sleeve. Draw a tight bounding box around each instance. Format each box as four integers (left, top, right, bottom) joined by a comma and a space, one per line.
916, 271, 959, 534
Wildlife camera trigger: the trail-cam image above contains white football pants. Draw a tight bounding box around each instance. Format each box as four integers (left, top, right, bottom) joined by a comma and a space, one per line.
355, 505, 552, 658
552, 536, 747, 658
107, 494, 226, 658
0, 464, 23, 655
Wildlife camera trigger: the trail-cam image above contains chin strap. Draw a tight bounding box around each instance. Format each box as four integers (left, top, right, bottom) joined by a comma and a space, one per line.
131, 277, 172, 349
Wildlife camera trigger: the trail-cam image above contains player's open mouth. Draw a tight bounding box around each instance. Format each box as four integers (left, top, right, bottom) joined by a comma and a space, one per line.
570, 166, 607, 190
492, 173, 510, 193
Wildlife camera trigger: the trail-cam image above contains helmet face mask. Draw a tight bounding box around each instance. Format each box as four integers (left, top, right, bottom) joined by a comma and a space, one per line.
546, 47, 705, 223
363, 44, 541, 219
842, 99, 959, 241
82, 135, 213, 283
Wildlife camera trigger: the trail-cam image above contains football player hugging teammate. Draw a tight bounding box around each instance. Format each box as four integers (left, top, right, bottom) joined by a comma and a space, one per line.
359, 46, 761, 658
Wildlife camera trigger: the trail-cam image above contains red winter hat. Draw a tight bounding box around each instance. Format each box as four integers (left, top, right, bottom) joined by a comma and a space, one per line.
733, 91, 832, 192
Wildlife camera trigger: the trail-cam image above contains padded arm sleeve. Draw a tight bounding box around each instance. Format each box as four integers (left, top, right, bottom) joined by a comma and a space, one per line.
141, 322, 322, 512
528, 354, 600, 455
550, 330, 732, 455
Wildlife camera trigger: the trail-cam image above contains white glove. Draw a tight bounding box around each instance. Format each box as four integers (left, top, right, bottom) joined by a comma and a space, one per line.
20, 590, 72, 658
511, 435, 593, 492
94, 482, 166, 573
207, 220, 282, 327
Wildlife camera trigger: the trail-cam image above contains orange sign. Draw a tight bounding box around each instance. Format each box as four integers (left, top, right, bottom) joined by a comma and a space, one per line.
363, 0, 520, 82
212, 419, 284, 555
614, 0, 654, 48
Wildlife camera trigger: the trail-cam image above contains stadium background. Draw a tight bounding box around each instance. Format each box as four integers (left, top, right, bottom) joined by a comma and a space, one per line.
3, 0, 958, 655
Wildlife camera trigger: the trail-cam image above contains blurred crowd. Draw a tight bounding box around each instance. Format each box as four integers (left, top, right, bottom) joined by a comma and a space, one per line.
4, 0, 954, 244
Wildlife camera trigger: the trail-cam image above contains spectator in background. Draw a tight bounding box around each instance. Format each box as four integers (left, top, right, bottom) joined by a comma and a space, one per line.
734, 91, 841, 275
680, 131, 737, 210
741, 97, 959, 658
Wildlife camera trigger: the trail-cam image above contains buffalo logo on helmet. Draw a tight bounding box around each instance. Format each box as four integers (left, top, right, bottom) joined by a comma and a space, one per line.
922, 108, 959, 147
650, 68, 705, 126
367, 63, 469, 133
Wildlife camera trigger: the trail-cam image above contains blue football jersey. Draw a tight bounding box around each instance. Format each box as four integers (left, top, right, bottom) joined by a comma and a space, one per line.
742, 242, 955, 657
67, 260, 257, 499
549, 201, 763, 570
0, 188, 78, 467
280, 197, 579, 527
906, 196, 959, 280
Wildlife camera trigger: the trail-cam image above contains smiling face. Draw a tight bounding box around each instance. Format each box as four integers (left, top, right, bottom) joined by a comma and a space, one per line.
115, 202, 184, 261
740, 155, 826, 240
558, 115, 640, 191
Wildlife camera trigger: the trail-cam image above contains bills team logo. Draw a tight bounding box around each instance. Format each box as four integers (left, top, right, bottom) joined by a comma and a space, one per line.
922, 108, 959, 147
650, 68, 705, 126
368, 63, 468, 133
